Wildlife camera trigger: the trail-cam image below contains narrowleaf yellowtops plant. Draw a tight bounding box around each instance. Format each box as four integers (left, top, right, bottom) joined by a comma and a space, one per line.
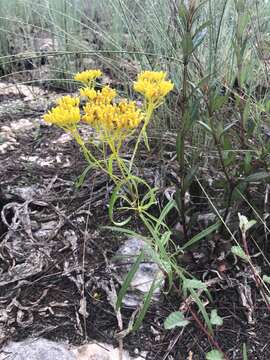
43, 68, 183, 335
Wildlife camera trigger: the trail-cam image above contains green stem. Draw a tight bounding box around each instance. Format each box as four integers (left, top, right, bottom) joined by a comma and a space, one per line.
129, 102, 154, 172
71, 128, 120, 183
109, 138, 139, 205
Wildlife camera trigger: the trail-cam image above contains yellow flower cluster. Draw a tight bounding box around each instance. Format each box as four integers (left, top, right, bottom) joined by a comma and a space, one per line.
83, 100, 143, 133
43, 95, 80, 128
43, 69, 173, 140
80, 86, 117, 104
77, 73, 143, 135
133, 70, 174, 107
74, 69, 102, 85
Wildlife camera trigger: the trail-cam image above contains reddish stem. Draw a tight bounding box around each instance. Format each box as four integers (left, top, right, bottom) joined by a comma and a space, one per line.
173, 283, 229, 359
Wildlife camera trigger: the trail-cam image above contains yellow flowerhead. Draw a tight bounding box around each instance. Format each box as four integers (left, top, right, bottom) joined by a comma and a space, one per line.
44, 105, 81, 128
117, 100, 143, 130
137, 71, 167, 82
80, 86, 117, 105
74, 69, 102, 85
95, 86, 117, 105
134, 70, 174, 107
56, 95, 80, 108
44, 95, 80, 128
82, 103, 99, 126
80, 87, 97, 100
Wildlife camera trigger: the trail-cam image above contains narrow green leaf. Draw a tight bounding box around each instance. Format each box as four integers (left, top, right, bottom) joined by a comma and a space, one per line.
181, 222, 220, 250
109, 184, 132, 226
245, 172, 270, 182
116, 251, 144, 310
141, 187, 157, 210
160, 231, 171, 247
189, 288, 213, 334
198, 120, 213, 134
192, 28, 207, 50
155, 199, 176, 233
238, 13, 250, 36
193, 21, 211, 39
183, 105, 198, 132
181, 33, 194, 57
196, 74, 211, 92
143, 128, 150, 151
243, 343, 248, 360
176, 131, 182, 163
178, 4, 188, 24
139, 213, 173, 291
183, 279, 207, 291
132, 277, 157, 332
75, 164, 92, 188
219, 122, 237, 138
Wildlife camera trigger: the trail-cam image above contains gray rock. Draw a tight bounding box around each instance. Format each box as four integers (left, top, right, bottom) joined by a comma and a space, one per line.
113, 237, 164, 307
0, 340, 146, 360
0, 338, 75, 360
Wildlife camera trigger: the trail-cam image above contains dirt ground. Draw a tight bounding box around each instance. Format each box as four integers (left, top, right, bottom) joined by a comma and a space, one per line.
1, 81, 270, 360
